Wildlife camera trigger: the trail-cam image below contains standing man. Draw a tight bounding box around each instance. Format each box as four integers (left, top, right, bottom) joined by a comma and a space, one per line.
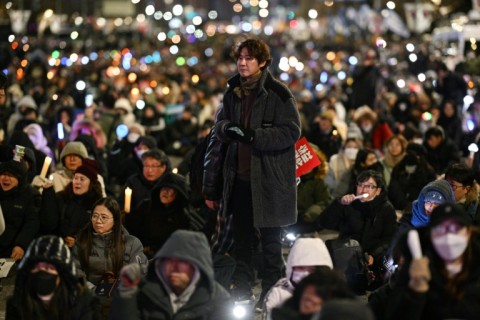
203, 38, 301, 306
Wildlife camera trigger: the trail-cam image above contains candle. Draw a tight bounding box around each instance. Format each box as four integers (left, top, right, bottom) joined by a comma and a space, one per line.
124, 187, 132, 214
40, 156, 52, 178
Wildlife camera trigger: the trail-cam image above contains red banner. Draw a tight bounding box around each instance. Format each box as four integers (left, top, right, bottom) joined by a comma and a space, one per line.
295, 137, 321, 178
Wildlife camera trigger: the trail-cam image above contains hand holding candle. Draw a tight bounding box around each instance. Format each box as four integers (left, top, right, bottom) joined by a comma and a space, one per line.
407, 229, 422, 259
354, 193, 369, 200
40, 156, 52, 179
124, 187, 132, 214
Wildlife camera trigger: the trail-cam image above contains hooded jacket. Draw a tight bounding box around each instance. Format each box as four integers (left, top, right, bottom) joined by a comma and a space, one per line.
0, 159, 40, 256
397, 179, 455, 233
110, 230, 231, 320
262, 238, 333, 319
128, 173, 204, 255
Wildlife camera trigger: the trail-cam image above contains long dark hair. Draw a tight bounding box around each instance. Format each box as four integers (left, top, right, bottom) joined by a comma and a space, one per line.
76, 197, 126, 278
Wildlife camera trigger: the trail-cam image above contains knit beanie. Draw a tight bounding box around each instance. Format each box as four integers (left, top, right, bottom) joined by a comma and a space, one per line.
74, 159, 98, 182
60, 141, 88, 165
16, 95, 38, 110
114, 97, 133, 113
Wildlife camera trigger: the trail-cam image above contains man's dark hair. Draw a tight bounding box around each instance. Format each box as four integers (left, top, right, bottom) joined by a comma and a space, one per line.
424, 126, 444, 140
231, 38, 272, 68
142, 148, 171, 171
445, 162, 475, 187
357, 169, 385, 190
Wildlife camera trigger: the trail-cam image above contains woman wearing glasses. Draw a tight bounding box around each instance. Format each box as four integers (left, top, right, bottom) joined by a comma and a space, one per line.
383, 203, 480, 319
73, 197, 148, 318
314, 170, 397, 291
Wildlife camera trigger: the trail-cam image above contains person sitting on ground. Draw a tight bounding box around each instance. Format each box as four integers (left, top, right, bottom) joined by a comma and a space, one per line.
444, 162, 480, 226
262, 238, 333, 319
6, 235, 101, 320
0, 158, 40, 260
32, 141, 107, 196
119, 149, 171, 218
313, 170, 397, 291
271, 268, 356, 320
73, 197, 148, 318
384, 203, 480, 319
39, 159, 103, 248
110, 230, 231, 320
126, 172, 204, 258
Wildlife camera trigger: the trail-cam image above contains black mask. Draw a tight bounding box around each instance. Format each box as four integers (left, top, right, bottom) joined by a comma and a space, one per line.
31, 271, 59, 296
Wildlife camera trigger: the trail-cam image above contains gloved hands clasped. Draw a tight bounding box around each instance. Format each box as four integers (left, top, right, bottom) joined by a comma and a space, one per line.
223, 122, 255, 144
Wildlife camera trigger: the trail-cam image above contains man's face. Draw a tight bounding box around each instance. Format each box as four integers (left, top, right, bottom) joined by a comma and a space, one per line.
427, 135, 442, 149
162, 258, 195, 294
0, 172, 19, 191
143, 157, 166, 182
236, 47, 266, 79
356, 177, 381, 202
447, 178, 469, 202
64, 154, 83, 171
159, 187, 177, 206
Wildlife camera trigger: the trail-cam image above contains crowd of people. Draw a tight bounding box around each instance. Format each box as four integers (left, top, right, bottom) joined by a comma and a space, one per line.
0, 12, 479, 319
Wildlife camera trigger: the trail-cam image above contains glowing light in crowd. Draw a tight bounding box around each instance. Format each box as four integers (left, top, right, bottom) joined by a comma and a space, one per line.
348, 56, 358, 65
208, 11, 218, 19
308, 9, 318, 19
145, 5, 155, 16
376, 37, 387, 48
169, 45, 179, 55
422, 112, 432, 121
418, 73, 426, 82
191, 74, 199, 83
192, 16, 202, 25
172, 4, 183, 16
76, 80, 86, 91
386, 1, 396, 9
396, 79, 406, 89
136, 100, 146, 110
406, 43, 415, 52
409, 53, 417, 62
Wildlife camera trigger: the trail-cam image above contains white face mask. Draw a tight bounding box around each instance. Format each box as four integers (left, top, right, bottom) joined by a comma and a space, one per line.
344, 148, 358, 160
405, 165, 417, 174
291, 270, 310, 285
361, 124, 373, 133
413, 138, 423, 145
431, 233, 469, 261
135, 149, 147, 160
127, 132, 140, 143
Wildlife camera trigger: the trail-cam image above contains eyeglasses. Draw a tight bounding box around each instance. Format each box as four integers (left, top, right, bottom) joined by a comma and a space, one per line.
431, 222, 464, 236
356, 183, 378, 191
144, 165, 162, 169
447, 182, 464, 191
91, 214, 113, 223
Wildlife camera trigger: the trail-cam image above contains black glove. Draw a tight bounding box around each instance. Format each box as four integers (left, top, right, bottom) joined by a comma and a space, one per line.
223, 122, 255, 144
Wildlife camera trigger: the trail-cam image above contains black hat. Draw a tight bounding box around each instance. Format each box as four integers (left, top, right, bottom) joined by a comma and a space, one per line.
0, 159, 28, 187
430, 203, 471, 228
